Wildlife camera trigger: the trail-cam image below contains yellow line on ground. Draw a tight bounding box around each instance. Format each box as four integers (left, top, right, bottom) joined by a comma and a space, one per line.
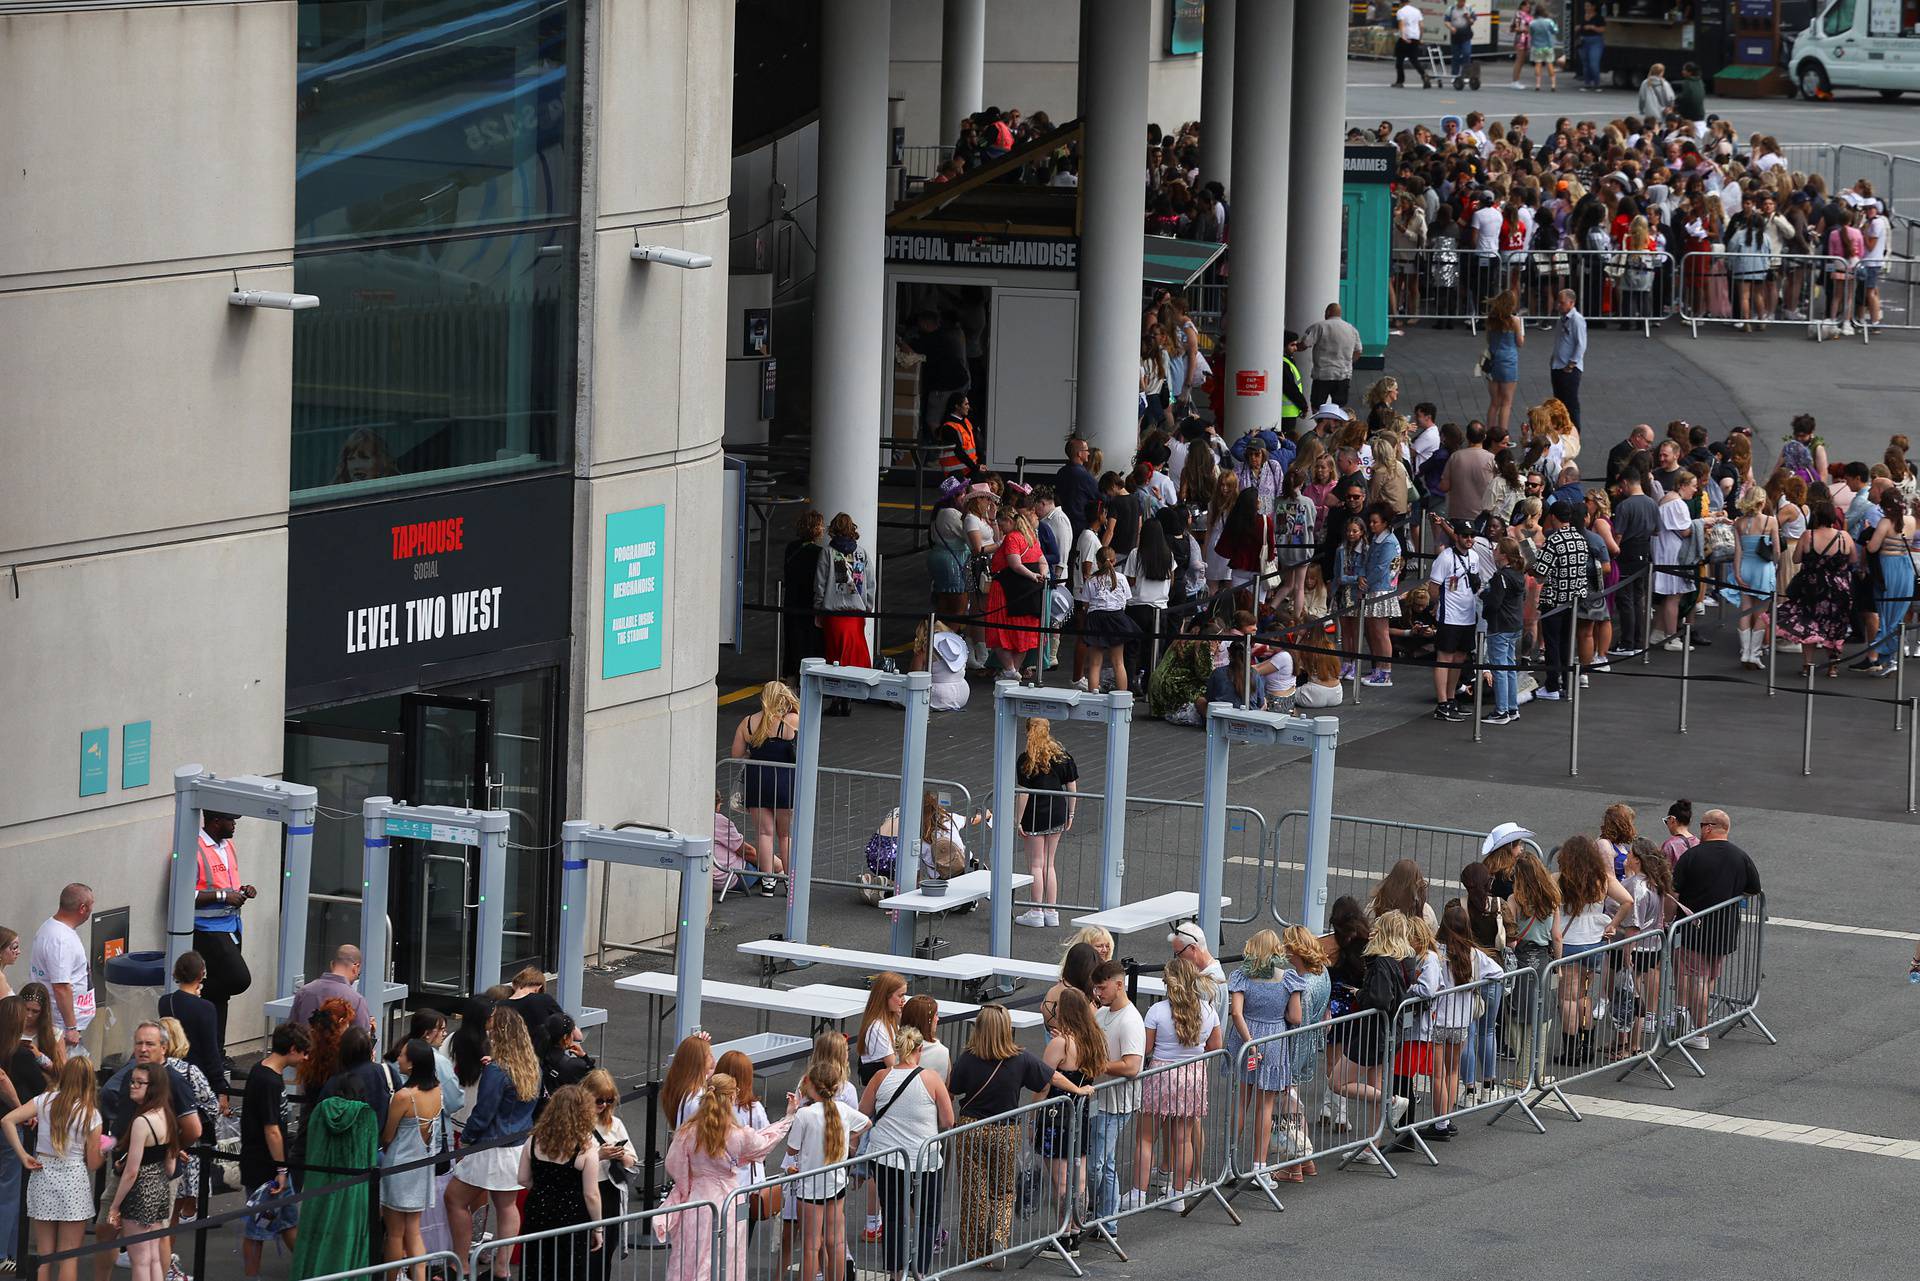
718, 641, 918, 706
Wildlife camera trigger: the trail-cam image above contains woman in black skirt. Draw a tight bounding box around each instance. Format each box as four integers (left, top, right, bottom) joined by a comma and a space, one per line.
1013, 719, 1079, 929
1322, 897, 1395, 1157
1079, 547, 1143, 694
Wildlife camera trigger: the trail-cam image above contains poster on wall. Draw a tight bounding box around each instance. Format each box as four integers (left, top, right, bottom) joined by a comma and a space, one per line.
1168, 0, 1205, 54
603, 505, 667, 678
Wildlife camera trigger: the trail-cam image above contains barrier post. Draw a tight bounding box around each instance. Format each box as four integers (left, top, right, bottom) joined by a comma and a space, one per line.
1643, 570, 1656, 666
1895, 629, 1907, 731
1678, 613, 1692, 734
1472, 630, 1485, 743
1802, 664, 1815, 775
1909, 697, 1918, 814
775, 580, 785, 678
1568, 639, 1581, 777
1766, 585, 1777, 697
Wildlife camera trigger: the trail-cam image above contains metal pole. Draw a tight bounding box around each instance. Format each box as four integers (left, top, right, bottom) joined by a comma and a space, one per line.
1895, 624, 1907, 731
1198, 709, 1231, 950
891, 673, 932, 955
1242, 636, 1254, 707
872, 550, 884, 664
675, 837, 712, 1042
1643, 569, 1656, 665
1802, 664, 1815, 776
1472, 629, 1485, 743
1098, 693, 1135, 911
1300, 718, 1340, 933
474, 817, 511, 992
279, 800, 317, 1001
1568, 632, 1581, 777
1766, 585, 1777, 697
787, 661, 828, 944
166, 767, 206, 985
989, 681, 1020, 958
775, 581, 786, 681
1909, 697, 1917, 814
1348, 603, 1360, 707
1678, 614, 1691, 734
359, 798, 392, 1007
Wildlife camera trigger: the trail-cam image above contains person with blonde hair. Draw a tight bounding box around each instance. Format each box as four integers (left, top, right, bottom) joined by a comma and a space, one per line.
1363, 911, 1440, 1150
658, 1073, 798, 1281
446, 1006, 541, 1274
3, 1056, 102, 1280
1729, 485, 1780, 669
1133, 955, 1222, 1212
860, 1026, 956, 1280
1229, 928, 1330, 1188
1015, 718, 1080, 928
730, 680, 800, 894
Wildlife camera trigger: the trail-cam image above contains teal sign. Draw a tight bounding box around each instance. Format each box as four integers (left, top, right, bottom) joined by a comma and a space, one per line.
1341, 146, 1395, 365
121, 721, 152, 789
603, 505, 667, 678
385, 816, 481, 847
79, 728, 109, 797
1167, 0, 1204, 54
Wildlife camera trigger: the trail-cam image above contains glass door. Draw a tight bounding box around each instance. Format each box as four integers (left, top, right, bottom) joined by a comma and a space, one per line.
283, 721, 403, 985
401, 693, 492, 997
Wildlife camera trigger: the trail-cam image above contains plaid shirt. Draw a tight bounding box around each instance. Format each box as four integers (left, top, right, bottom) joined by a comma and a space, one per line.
1536, 526, 1592, 608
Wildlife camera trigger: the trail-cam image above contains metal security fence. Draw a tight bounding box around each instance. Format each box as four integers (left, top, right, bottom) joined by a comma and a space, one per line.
306, 1256, 465, 1281
1677, 251, 1859, 339
915, 1094, 1083, 1277
1528, 929, 1677, 1121
1083, 1045, 1240, 1257
1658, 893, 1775, 1078
1382, 965, 1546, 1167
724, 1146, 913, 1281
1225, 1008, 1398, 1205
474, 1200, 699, 1281
991, 788, 1269, 923
716, 758, 976, 901
1267, 812, 1495, 927
1388, 246, 1679, 331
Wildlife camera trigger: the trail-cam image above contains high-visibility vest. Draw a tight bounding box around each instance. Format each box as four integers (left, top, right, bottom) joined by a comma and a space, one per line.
1280, 356, 1307, 421
939, 416, 978, 473
194, 833, 243, 931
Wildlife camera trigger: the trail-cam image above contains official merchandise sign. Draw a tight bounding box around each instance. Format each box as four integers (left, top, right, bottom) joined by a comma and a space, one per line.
885, 232, 1078, 271
286, 475, 573, 703
603, 505, 667, 678
1343, 146, 1397, 185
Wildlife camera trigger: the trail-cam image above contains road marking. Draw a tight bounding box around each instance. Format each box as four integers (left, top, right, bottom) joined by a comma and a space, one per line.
1768, 915, 1920, 942
1563, 1094, 1920, 1159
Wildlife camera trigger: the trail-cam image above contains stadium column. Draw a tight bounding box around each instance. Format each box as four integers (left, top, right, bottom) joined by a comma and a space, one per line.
1224, 0, 1293, 439
1287, 0, 1349, 327
1199, 0, 1235, 193
941, 0, 986, 152
812, 0, 890, 587
1076, 0, 1150, 468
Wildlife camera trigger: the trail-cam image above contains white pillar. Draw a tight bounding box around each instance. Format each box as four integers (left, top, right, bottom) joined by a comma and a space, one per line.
1076, 0, 1150, 468
812, 0, 890, 562
1287, 0, 1348, 327
1199, 0, 1235, 192
1225, 0, 1292, 438
940, 0, 986, 149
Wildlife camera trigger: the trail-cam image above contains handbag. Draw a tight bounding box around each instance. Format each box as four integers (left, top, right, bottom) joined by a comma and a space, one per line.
1755, 528, 1777, 562
995, 563, 1044, 616
1472, 350, 1491, 379
1704, 519, 1737, 563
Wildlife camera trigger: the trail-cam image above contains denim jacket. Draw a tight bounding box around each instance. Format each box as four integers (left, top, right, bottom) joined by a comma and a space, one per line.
465, 1062, 536, 1144
1359, 530, 1402, 594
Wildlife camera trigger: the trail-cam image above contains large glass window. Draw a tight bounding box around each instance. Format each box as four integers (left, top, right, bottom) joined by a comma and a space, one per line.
293, 0, 581, 503
291, 226, 576, 500
296, 0, 578, 245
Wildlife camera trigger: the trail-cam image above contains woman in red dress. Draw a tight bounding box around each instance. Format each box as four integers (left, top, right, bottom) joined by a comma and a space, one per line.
983, 508, 1047, 678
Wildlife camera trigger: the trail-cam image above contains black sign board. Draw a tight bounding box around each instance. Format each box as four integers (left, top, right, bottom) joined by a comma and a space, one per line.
286, 475, 574, 705
886, 232, 1079, 272
1343, 146, 1397, 185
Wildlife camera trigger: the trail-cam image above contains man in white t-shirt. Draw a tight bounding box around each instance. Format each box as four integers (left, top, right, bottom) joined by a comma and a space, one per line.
1427, 517, 1487, 724
1070, 514, 1109, 688
30, 883, 96, 1055
1394, 2, 1432, 88
1860, 198, 1890, 328
1088, 960, 1145, 1226
1409, 403, 1442, 474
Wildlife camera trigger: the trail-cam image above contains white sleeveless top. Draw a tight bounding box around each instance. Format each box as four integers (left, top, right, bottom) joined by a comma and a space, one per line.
867, 1066, 944, 1173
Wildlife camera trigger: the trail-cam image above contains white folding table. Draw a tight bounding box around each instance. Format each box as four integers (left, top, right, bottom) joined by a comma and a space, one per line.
1070, 892, 1230, 936
878, 869, 1033, 957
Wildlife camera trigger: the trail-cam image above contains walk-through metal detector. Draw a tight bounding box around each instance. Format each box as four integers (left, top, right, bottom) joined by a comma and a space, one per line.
167, 766, 321, 1002
788, 658, 932, 953
555, 821, 711, 1044
1200, 709, 1340, 945
990, 680, 1134, 959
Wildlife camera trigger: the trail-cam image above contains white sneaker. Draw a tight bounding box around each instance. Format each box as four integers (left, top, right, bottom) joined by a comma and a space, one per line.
1043, 910, 1060, 926
1014, 909, 1049, 928
1072, 677, 1089, 692
115, 1254, 131, 1271
1684, 1034, 1711, 1051
1841, 322, 1857, 336
1351, 1148, 1382, 1165
1251, 1171, 1278, 1193
1389, 1094, 1410, 1125
1579, 674, 1590, 688
1663, 636, 1685, 652
1118, 1189, 1149, 1213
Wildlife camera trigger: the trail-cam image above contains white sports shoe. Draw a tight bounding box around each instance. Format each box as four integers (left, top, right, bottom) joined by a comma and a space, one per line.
1014, 909, 1049, 928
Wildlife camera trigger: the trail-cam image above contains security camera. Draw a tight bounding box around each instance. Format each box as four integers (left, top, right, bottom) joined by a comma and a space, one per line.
229, 290, 320, 311
629, 245, 713, 270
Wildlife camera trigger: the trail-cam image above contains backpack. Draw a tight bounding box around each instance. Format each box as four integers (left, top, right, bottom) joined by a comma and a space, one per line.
1362, 954, 1413, 1014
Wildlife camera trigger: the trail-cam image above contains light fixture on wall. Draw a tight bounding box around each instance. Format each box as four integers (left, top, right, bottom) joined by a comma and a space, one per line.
229, 290, 320, 310
629, 233, 712, 270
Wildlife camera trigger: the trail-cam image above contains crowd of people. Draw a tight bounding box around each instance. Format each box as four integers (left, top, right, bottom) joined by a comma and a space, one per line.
645, 803, 1761, 1277
1364, 97, 1897, 332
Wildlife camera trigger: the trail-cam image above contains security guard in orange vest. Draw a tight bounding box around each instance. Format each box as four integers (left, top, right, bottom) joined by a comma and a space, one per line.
937, 392, 984, 479
192, 810, 256, 1052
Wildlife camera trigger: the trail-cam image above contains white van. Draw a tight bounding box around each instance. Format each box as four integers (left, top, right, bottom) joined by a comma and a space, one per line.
1791, 0, 1920, 99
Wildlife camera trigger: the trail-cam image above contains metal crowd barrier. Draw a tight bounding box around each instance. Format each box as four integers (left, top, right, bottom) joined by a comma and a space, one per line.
715, 757, 976, 901
1083, 1045, 1240, 1258
1266, 811, 1494, 927
306, 1255, 465, 1281
1225, 1007, 1397, 1204
1381, 965, 1546, 1168
725, 1146, 912, 1281
990, 786, 1269, 923
474, 1199, 697, 1281
915, 1093, 1082, 1277
1658, 892, 1775, 1079
1386, 246, 1679, 332
1526, 929, 1677, 1121
1677, 251, 1857, 339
